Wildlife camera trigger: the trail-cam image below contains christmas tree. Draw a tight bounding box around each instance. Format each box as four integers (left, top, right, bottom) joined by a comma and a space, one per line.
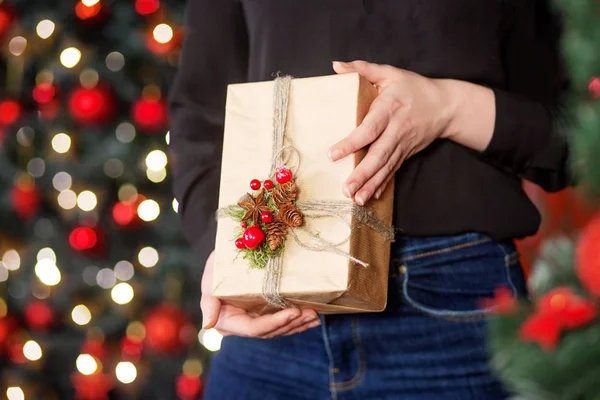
0, 0, 218, 398
490, 1, 600, 399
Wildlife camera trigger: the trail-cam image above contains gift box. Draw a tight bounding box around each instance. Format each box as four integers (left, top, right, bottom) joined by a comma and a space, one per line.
213, 73, 395, 315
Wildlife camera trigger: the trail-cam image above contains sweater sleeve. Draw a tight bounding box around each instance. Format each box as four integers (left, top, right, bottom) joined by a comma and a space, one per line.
480, 0, 571, 192
168, 0, 248, 264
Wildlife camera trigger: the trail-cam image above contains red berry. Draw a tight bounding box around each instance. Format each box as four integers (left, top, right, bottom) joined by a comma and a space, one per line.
241, 222, 247, 229
243, 226, 266, 250
263, 180, 274, 189
275, 167, 293, 184
235, 238, 245, 249
260, 211, 274, 223
250, 179, 261, 190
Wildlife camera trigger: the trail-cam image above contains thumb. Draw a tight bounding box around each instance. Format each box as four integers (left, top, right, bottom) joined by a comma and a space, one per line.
332, 60, 388, 86
201, 294, 221, 330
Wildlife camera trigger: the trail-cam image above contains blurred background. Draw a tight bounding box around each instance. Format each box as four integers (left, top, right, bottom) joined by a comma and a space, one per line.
0, 0, 221, 399
0, 0, 597, 399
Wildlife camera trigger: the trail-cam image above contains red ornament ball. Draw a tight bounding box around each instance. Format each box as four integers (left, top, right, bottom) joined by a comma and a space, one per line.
24, 301, 54, 331
263, 179, 274, 189
235, 238, 245, 249
243, 226, 266, 250
576, 213, 600, 297
250, 179, 261, 190
144, 304, 191, 354
68, 85, 115, 126
0, 99, 22, 126
10, 183, 40, 220
260, 211, 274, 223
135, 0, 160, 15
176, 374, 203, 400
33, 83, 57, 104
589, 77, 600, 99
69, 227, 98, 251
241, 222, 247, 229
132, 98, 168, 133
275, 167, 293, 184
112, 201, 138, 226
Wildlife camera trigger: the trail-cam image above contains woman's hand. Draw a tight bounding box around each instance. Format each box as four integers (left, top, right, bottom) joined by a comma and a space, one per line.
329, 60, 495, 205
200, 251, 321, 338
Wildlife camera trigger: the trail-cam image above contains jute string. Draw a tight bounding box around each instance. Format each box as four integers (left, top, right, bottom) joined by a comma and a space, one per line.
220, 76, 394, 308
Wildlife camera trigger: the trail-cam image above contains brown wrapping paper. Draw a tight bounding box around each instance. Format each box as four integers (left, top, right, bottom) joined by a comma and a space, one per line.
213, 73, 394, 315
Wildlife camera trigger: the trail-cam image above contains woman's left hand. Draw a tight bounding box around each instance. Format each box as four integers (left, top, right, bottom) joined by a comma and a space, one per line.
329, 60, 457, 205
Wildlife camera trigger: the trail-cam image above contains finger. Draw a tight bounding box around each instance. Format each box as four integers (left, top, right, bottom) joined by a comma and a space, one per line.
217, 307, 302, 338
373, 167, 397, 200
263, 309, 319, 338
282, 318, 323, 337
328, 95, 392, 163
201, 295, 222, 330
332, 60, 392, 87
344, 128, 403, 204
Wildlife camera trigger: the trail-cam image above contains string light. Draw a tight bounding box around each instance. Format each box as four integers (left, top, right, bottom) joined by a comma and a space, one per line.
57, 189, 77, 210
153, 23, 173, 44
96, 268, 116, 289
111, 283, 134, 305
6, 387, 24, 400
145, 149, 168, 171
35, 259, 61, 286
146, 168, 167, 183
72, 305, 92, 325
52, 172, 72, 191
116, 361, 137, 384
8, 36, 27, 56
137, 199, 160, 221
51, 133, 71, 153
77, 190, 97, 212
36, 19, 55, 39
114, 261, 134, 281
172, 198, 179, 213
106, 51, 125, 72
138, 247, 159, 268
2, 249, 21, 271
198, 329, 223, 352
60, 47, 82, 68
27, 158, 45, 178
36, 247, 56, 262
23, 340, 43, 361
76, 354, 98, 375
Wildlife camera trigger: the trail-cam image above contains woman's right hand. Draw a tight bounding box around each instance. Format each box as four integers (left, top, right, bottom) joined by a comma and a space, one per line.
201, 251, 322, 338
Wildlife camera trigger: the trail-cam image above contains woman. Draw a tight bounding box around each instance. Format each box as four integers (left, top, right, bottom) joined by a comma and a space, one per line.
169, 1, 569, 398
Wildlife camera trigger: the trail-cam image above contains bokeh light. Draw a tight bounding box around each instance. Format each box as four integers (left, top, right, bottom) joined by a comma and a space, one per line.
57, 190, 77, 210
106, 51, 125, 72
9, 36, 27, 56
6, 387, 24, 400
52, 172, 72, 191
72, 305, 92, 325
116, 361, 137, 384
76, 354, 98, 375
111, 283, 134, 305
36, 19, 55, 39
145, 150, 168, 171
146, 168, 167, 183
60, 47, 82, 68
172, 198, 179, 213
114, 261, 134, 281
96, 268, 116, 289
51, 133, 71, 153
3, 250, 21, 271
23, 340, 43, 361
198, 329, 223, 352
27, 158, 45, 177
36, 247, 56, 263
35, 259, 61, 286
137, 199, 160, 221
153, 23, 173, 44
77, 190, 97, 211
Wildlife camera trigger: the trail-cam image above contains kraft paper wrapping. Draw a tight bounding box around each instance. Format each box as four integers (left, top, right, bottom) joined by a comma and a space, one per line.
213, 73, 394, 315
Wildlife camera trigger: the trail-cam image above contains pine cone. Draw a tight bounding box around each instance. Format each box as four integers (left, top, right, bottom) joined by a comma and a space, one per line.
272, 181, 298, 208
266, 218, 288, 251
278, 203, 303, 227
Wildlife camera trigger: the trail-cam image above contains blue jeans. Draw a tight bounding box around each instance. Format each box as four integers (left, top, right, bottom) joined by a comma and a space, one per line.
204, 232, 527, 399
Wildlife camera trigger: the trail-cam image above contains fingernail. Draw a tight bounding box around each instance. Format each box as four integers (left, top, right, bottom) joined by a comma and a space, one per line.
374, 189, 382, 200
344, 183, 358, 198
302, 316, 318, 324
356, 192, 369, 206
332, 61, 348, 68
308, 320, 322, 328
328, 148, 343, 162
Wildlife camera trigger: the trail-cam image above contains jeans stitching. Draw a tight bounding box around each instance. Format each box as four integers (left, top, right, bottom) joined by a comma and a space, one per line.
330, 317, 366, 392
398, 238, 491, 262
321, 316, 338, 400
494, 244, 518, 297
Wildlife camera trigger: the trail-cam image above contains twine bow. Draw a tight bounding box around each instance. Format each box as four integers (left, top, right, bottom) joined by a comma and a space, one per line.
221, 76, 394, 309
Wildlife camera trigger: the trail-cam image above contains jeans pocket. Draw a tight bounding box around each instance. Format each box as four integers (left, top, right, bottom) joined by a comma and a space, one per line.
396, 236, 525, 321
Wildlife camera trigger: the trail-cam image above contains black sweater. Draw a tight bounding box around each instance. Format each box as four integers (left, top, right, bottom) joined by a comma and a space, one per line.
169, 0, 570, 264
